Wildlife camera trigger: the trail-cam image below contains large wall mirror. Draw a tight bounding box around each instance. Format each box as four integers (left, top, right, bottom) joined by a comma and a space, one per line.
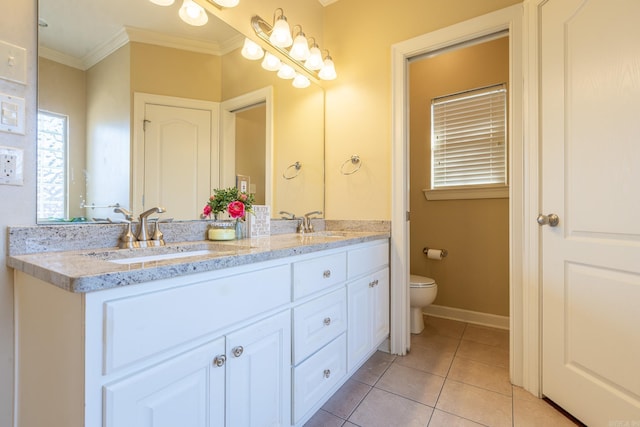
37, 0, 324, 223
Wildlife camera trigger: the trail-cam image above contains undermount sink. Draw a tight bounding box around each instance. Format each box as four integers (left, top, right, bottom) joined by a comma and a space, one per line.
108, 249, 218, 264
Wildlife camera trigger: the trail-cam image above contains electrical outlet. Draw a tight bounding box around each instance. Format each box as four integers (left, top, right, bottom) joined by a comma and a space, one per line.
0, 146, 23, 185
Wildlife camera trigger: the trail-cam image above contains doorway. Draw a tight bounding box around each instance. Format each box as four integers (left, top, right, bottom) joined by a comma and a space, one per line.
390, 3, 529, 389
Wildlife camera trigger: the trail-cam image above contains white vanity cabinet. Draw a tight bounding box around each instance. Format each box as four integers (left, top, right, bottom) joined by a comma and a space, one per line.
13, 236, 389, 427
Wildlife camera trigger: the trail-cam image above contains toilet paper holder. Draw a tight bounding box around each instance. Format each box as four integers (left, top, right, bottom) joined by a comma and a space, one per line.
423, 247, 448, 258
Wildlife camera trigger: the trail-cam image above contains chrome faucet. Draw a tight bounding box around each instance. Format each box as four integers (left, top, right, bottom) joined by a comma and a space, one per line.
113, 207, 137, 249
137, 207, 166, 245
279, 211, 297, 220
299, 211, 322, 234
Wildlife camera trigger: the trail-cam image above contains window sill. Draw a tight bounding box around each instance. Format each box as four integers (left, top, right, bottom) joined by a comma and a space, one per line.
423, 185, 509, 201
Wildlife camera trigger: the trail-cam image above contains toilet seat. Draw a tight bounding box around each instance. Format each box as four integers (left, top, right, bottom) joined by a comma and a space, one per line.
410, 274, 436, 288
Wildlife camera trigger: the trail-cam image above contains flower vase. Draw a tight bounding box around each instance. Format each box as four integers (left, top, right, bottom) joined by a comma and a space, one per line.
235, 219, 246, 240
208, 217, 236, 241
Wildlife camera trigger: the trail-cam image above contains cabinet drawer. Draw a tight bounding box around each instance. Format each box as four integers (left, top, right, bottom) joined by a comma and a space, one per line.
348, 240, 389, 279
293, 288, 347, 365
293, 252, 347, 299
293, 334, 347, 423
103, 264, 290, 374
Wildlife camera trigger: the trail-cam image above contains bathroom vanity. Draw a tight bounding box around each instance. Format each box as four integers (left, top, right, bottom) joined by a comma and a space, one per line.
8, 229, 389, 427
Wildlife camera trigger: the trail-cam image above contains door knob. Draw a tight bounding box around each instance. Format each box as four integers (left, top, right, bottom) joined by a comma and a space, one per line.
537, 213, 559, 227
213, 355, 226, 367
232, 346, 244, 357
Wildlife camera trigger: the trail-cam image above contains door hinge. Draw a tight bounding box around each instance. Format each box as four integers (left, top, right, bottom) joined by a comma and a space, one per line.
406, 211, 410, 221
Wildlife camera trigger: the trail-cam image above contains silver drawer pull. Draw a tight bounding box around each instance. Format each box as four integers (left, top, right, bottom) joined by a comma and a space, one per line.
323, 317, 331, 326
323, 369, 331, 379
369, 279, 378, 287
232, 346, 244, 357
213, 355, 226, 367
323, 270, 331, 279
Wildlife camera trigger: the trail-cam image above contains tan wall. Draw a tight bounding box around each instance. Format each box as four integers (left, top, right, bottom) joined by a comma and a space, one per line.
323, 0, 521, 220
130, 42, 222, 102
236, 104, 266, 204
409, 37, 510, 316
38, 58, 87, 219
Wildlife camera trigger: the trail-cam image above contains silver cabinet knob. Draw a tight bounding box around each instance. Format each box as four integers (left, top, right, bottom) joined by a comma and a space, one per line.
213, 355, 226, 367
369, 279, 379, 288
232, 346, 244, 357
537, 213, 559, 227
323, 317, 332, 326
323, 369, 331, 378
323, 270, 331, 278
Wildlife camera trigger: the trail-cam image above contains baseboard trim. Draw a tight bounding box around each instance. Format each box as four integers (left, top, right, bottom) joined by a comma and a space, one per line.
422, 304, 509, 330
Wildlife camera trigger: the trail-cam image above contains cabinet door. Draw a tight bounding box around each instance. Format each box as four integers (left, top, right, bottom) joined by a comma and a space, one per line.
225, 310, 291, 427
371, 267, 390, 346
104, 337, 225, 427
347, 276, 371, 372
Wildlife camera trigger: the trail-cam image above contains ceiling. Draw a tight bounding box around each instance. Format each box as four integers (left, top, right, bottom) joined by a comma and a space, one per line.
38, 0, 241, 68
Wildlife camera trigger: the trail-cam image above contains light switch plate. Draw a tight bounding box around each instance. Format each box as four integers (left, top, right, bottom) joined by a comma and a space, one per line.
0, 93, 26, 134
0, 146, 24, 186
0, 41, 27, 85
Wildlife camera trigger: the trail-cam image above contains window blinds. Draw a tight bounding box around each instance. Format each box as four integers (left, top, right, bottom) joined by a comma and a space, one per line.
431, 84, 507, 189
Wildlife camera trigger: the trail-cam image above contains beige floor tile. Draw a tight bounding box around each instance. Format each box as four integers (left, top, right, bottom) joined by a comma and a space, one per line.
395, 341, 456, 377
456, 339, 509, 368
410, 332, 461, 354
448, 356, 512, 396
348, 388, 434, 427
512, 386, 580, 427
428, 409, 485, 427
303, 409, 344, 427
436, 379, 512, 427
321, 379, 371, 419
350, 351, 395, 386
422, 316, 467, 339
462, 324, 509, 349
376, 363, 445, 407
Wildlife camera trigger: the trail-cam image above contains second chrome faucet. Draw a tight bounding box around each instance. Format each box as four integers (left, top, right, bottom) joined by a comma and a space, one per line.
114, 206, 166, 248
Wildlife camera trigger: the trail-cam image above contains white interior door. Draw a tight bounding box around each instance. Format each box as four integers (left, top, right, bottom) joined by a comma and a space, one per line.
133, 94, 219, 220
540, 0, 640, 424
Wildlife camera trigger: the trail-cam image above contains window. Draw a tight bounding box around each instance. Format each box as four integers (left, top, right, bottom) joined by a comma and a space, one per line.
426, 84, 507, 200
37, 111, 68, 220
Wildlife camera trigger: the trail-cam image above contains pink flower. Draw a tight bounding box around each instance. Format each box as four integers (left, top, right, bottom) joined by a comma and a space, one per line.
227, 201, 245, 219
203, 205, 212, 217
239, 193, 248, 201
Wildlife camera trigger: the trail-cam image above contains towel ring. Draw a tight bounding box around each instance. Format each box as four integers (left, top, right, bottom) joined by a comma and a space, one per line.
283, 161, 302, 180
340, 155, 362, 175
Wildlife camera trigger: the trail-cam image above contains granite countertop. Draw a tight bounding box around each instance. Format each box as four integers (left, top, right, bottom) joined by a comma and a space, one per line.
7, 231, 389, 293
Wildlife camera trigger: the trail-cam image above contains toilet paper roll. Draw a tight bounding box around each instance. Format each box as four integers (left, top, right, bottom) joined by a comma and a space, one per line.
426, 249, 443, 260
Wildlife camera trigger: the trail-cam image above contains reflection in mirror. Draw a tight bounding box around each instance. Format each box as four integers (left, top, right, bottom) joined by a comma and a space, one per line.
37, 0, 324, 223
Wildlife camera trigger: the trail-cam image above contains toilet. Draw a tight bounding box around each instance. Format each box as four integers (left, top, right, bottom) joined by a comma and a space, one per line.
409, 274, 438, 334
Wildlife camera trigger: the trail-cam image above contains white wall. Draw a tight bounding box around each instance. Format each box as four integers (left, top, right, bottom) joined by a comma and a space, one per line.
0, 1, 37, 425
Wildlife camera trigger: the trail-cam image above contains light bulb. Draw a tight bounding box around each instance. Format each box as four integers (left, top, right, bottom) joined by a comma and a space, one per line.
292, 73, 310, 89
241, 38, 264, 60
270, 16, 293, 48
149, 0, 175, 5
261, 53, 281, 71
211, 0, 239, 6
304, 45, 323, 71
318, 57, 337, 80
179, 0, 208, 26
277, 64, 296, 80
289, 34, 310, 61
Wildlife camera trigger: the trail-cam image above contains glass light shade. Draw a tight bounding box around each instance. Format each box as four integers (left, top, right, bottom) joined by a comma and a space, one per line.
241, 38, 264, 60
292, 73, 310, 89
261, 53, 281, 71
149, 0, 175, 5
210, 0, 239, 6
277, 64, 296, 80
270, 17, 293, 48
179, 0, 208, 26
304, 46, 323, 71
289, 34, 310, 61
318, 57, 337, 80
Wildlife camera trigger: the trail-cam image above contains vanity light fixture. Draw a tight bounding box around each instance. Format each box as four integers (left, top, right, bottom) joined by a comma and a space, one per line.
208, 0, 240, 7
149, 0, 175, 5
277, 64, 296, 80
179, 0, 208, 26
241, 38, 264, 60
269, 9, 293, 48
261, 52, 282, 72
250, 10, 338, 83
292, 73, 311, 89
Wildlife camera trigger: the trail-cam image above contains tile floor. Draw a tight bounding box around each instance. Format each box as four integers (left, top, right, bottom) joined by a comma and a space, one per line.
304, 315, 580, 427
